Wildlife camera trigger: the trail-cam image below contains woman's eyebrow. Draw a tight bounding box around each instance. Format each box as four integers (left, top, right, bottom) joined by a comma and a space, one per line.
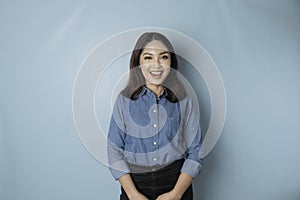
142, 52, 153, 56
159, 51, 169, 55
142, 51, 169, 56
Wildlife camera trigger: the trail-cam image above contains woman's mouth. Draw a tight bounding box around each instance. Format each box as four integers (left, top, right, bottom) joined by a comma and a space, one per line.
150, 71, 163, 79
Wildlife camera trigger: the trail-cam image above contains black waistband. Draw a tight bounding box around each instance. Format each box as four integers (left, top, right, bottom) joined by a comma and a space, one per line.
128, 159, 184, 174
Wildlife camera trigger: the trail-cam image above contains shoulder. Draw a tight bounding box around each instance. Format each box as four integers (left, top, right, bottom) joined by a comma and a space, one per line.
179, 96, 193, 107
115, 93, 130, 103
179, 96, 200, 116
113, 93, 132, 110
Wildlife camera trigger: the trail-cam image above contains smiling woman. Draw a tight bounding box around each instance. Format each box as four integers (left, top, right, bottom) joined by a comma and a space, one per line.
122, 32, 187, 103
139, 40, 171, 94
107, 32, 203, 200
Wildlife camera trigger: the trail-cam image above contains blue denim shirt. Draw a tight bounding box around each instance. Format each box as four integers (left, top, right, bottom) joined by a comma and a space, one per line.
107, 86, 203, 180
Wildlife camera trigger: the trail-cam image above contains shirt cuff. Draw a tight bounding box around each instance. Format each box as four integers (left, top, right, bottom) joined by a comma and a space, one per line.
181, 159, 202, 178
109, 160, 131, 180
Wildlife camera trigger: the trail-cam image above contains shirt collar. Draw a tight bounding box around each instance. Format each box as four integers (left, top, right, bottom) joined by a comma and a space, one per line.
137, 85, 168, 99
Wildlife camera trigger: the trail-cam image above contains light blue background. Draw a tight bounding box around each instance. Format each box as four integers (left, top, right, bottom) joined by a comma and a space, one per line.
1, 0, 300, 199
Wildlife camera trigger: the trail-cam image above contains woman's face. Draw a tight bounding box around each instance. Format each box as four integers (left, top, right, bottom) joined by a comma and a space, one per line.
139, 40, 171, 86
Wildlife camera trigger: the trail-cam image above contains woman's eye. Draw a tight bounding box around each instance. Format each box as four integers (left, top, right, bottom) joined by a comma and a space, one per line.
144, 56, 152, 60
161, 55, 169, 60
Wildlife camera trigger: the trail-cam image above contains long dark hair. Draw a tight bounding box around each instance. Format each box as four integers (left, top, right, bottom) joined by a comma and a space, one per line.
121, 32, 186, 102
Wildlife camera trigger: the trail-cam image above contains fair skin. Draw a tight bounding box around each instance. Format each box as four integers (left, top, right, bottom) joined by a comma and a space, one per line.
139, 40, 171, 97
119, 40, 193, 200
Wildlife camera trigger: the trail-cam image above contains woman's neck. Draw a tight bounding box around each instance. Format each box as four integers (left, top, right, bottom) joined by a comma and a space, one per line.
145, 83, 163, 97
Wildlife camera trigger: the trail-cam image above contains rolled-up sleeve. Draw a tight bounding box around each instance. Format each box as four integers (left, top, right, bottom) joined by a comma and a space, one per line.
180, 97, 203, 178
107, 96, 130, 180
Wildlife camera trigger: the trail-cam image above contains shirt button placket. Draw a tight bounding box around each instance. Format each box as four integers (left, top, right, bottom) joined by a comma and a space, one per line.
152, 102, 159, 165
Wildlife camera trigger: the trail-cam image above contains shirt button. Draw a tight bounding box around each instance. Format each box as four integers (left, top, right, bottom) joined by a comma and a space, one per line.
153, 124, 157, 128
153, 158, 157, 161
153, 141, 157, 145
153, 109, 157, 113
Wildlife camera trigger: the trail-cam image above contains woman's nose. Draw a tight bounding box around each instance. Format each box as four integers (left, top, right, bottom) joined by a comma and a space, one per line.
153, 56, 160, 65
152, 59, 161, 68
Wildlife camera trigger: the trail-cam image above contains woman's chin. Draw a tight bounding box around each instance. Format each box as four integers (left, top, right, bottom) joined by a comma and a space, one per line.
147, 80, 164, 86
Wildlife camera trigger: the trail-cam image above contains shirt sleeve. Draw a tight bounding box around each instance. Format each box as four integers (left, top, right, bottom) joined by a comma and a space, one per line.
180, 97, 203, 178
107, 95, 130, 180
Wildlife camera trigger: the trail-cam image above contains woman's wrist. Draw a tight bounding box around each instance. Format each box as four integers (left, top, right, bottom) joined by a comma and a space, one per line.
170, 189, 183, 200
127, 189, 140, 199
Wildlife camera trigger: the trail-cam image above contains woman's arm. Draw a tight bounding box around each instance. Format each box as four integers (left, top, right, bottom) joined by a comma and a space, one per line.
119, 174, 149, 200
107, 95, 131, 180
156, 172, 192, 200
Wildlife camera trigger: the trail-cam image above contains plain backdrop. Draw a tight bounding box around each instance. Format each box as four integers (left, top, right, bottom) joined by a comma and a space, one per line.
0, 0, 300, 199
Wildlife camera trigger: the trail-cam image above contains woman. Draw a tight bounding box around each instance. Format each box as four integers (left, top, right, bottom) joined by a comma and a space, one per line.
107, 32, 202, 200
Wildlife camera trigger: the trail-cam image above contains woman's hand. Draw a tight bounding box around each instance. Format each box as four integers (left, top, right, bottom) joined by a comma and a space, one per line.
156, 172, 193, 200
119, 174, 149, 200
129, 191, 149, 200
156, 190, 181, 200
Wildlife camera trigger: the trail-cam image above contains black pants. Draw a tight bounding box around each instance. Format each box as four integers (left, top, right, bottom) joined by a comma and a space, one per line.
120, 159, 193, 200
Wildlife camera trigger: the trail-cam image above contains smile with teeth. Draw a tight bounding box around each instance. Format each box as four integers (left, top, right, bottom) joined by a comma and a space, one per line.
150, 71, 163, 75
